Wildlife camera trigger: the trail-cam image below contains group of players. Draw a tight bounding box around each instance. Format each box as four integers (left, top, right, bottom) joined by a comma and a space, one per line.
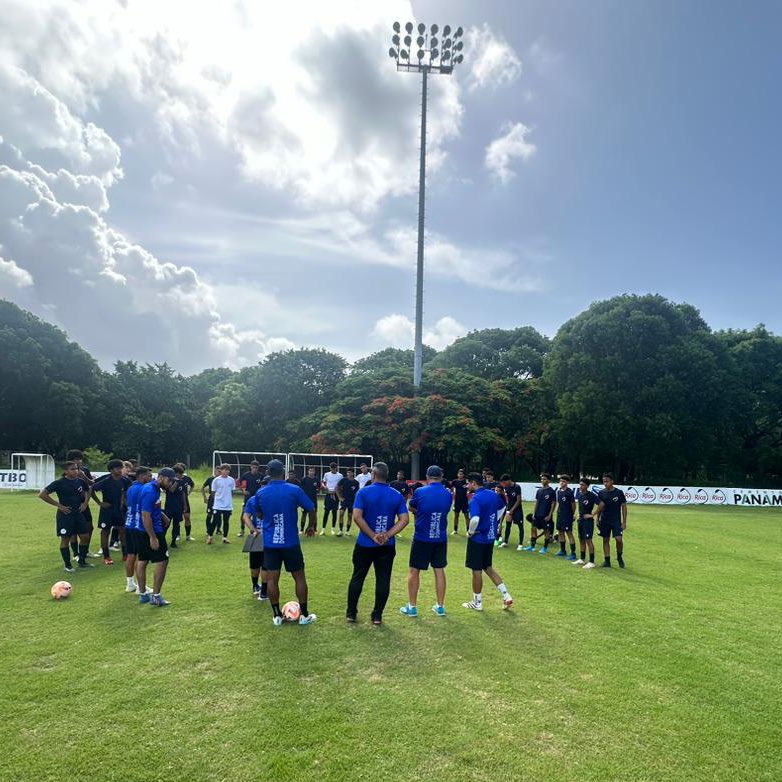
39, 451, 628, 623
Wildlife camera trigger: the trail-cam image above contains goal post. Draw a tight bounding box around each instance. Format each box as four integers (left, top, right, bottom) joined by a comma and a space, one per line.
10, 453, 55, 490
211, 451, 288, 483
286, 453, 374, 481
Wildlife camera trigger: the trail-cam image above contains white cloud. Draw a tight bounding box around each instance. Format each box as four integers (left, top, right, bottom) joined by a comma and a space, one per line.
528, 36, 562, 74
0, 254, 33, 289
372, 313, 466, 351
485, 122, 536, 183
467, 24, 522, 92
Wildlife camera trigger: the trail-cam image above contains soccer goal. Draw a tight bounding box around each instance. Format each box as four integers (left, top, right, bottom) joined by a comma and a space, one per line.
286, 453, 374, 481
11, 453, 55, 490
211, 451, 288, 480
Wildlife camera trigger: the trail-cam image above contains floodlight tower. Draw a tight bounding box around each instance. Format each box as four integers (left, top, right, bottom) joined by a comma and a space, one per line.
389, 21, 464, 480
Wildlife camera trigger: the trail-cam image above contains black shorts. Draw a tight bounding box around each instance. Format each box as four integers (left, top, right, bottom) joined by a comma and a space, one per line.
340, 500, 354, 512
410, 539, 448, 570
454, 496, 469, 513
324, 494, 339, 511
98, 508, 125, 529
134, 529, 169, 563
82, 505, 93, 527
263, 545, 305, 573
166, 510, 183, 524
249, 551, 264, 570
598, 518, 623, 538
124, 528, 138, 555
506, 511, 523, 525
578, 518, 595, 540
55, 510, 91, 538
465, 538, 494, 571
534, 517, 555, 534
556, 517, 574, 532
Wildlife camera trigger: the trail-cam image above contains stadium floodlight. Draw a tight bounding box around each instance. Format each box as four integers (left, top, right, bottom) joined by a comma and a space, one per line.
387, 21, 465, 479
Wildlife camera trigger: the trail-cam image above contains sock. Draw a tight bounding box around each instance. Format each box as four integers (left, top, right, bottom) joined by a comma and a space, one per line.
102, 544, 110, 558
300, 601, 309, 617
70, 541, 78, 557
497, 582, 509, 598
272, 603, 282, 618
589, 551, 595, 563
251, 574, 259, 588
559, 540, 566, 553
580, 549, 586, 560
185, 524, 192, 537
60, 548, 71, 566
604, 556, 611, 565
570, 543, 577, 555
260, 582, 268, 597
126, 576, 134, 586
77, 544, 88, 564
473, 592, 483, 606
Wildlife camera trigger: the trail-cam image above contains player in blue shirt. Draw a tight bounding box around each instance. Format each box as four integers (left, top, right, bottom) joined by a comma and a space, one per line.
523, 473, 556, 553
574, 478, 599, 569
347, 462, 409, 625
554, 475, 578, 560
462, 473, 513, 612
136, 467, 176, 606
241, 494, 268, 600
255, 460, 317, 626
399, 465, 453, 617
597, 472, 628, 568
123, 466, 152, 593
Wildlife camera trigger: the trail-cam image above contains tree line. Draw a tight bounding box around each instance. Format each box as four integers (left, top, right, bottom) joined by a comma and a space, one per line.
1, 295, 780, 486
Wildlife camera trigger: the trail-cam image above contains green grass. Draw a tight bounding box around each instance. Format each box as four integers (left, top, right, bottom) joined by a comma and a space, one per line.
1, 487, 780, 782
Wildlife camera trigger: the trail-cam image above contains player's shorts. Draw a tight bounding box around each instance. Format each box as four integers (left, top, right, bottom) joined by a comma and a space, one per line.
340, 500, 354, 512
577, 518, 594, 540
302, 497, 318, 511
183, 495, 191, 514
598, 518, 623, 538
249, 551, 264, 570
98, 508, 125, 529
556, 517, 574, 533
263, 545, 305, 573
134, 530, 169, 563
55, 510, 90, 537
124, 528, 138, 555
454, 496, 469, 513
465, 538, 494, 571
166, 510, 183, 524
324, 494, 339, 511
506, 510, 523, 525
410, 539, 448, 570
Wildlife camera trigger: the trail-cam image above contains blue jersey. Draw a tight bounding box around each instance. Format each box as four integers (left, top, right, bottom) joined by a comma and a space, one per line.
354, 483, 409, 548
256, 480, 314, 549
243, 495, 261, 529
576, 489, 599, 518
409, 483, 452, 543
534, 486, 556, 519
556, 487, 575, 522
125, 481, 143, 530
468, 487, 506, 545
139, 481, 164, 534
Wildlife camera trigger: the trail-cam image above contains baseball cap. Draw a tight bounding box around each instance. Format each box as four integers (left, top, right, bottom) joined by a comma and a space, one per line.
158, 467, 176, 479
426, 465, 444, 478
266, 459, 285, 474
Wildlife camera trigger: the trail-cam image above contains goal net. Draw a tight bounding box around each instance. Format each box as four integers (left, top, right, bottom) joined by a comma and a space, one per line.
211, 451, 288, 482
287, 453, 374, 481
11, 452, 55, 490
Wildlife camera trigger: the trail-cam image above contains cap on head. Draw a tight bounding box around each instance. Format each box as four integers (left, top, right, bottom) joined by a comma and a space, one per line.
267, 459, 285, 478
426, 465, 444, 478
158, 467, 176, 479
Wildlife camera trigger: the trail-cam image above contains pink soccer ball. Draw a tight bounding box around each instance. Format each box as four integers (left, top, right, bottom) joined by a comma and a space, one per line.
51, 581, 72, 600
282, 601, 301, 621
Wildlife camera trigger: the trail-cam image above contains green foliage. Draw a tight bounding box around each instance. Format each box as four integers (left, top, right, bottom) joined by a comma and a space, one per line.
81, 446, 114, 472
352, 345, 437, 374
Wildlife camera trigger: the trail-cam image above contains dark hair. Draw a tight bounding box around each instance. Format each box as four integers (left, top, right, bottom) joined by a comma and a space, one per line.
66, 449, 84, 461
174, 462, 187, 471
250, 460, 260, 467
484, 468, 494, 477
457, 467, 465, 474
329, 462, 337, 469
373, 462, 389, 481
482, 466, 490, 473
603, 472, 614, 480
467, 471, 483, 484
347, 468, 354, 475
499, 473, 511, 482
174, 464, 185, 475
559, 474, 571, 481
219, 463, 231, 470
107, 459, 123, 471
579, 477, 590, 486
307, 466, 315, 472
268, 461, 285, 479
62, 461, 77, 473
540, 472, 551, 480
136, 466, 152, 476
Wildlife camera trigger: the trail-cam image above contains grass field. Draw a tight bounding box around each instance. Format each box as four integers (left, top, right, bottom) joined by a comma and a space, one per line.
1, 482, 780, 782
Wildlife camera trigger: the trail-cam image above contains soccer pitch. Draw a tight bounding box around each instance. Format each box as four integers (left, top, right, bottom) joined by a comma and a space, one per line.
1, 489, 780, 782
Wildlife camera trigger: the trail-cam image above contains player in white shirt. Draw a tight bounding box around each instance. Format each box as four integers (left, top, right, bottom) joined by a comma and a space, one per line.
356, 463, 372, 490
320, 462, 343, 536
208, 464, 236, 545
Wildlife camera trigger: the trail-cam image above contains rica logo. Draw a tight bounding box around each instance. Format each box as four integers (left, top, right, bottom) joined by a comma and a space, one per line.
642, 487, 656, 503
694, 489, 708, 504
676, 488, 691, 504
659, 488, 674, 503
711, 489, 727, 504
625, 486, 639, 503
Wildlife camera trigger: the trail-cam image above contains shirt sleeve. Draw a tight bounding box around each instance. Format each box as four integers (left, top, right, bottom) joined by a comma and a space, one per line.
92, 474, 109, 491
229, 477, 236, 490
354, 489, 366, 511
297, 486, 315, 512
140, 488, 158, 513
45, 479, 59, 493
408, 490, 419, 510
618, 490, 627, 505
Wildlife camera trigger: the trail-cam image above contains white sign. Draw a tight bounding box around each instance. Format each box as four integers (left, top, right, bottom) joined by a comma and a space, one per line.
0, 470, 28, 489
517, 482, 782, 508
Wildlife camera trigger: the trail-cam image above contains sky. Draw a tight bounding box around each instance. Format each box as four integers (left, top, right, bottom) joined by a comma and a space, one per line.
0, 0, 780, 374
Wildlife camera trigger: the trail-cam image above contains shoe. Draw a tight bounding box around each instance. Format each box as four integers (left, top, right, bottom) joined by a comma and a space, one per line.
371, 616, 383, 626
502, 596, 513, 610
150, 595, 170, 606
432, 604, 446, 617
451, 529, 458, 535
493, 539, 501, 548
601, 561, 612, 568
319, 530, 325, 536
345, 531, 352, 536
462, 601, 483, 611
103, 557, 114, 565
299, 530, 303, 536
618, 556, 625, 569
554, 550, 567, 557
175, 536, 181, 542
186, 535, 195, 541
346, 614, 357, 624
139, 593, 151, 604
222, 538, 231, 544
573, 558, 585, 565
399, 604, 418, 617
517, 544, 525, 551
299, 613, 317, 625
272, 616, 284, 627
257, 592, 269, 602
125, 582, 137, 592
87, 551, 101, 558
145, 586, 154, 595
110, 543, 121, 551
336, 530, 343, 537
330, 529, 335, 536
77, 561, 95, 568
499, 542, 507, 548
237, 531, 243, 537
64, 565, 75, 573
583, 562, 596, 569
206, 536, 213, 545
170, 542, 177, 549
252, 584, 261, 596
567, 554, 577, 561
522, 545, 535, 552
539, 547, 548, 555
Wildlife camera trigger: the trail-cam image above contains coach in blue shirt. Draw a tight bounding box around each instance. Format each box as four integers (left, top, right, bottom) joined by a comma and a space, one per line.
400, 465, 453, 618
347, 461, 409, 625
255, 460, 317, 626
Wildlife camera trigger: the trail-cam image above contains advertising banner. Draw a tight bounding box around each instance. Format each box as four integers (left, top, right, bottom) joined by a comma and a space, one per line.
0, 470, 28, 489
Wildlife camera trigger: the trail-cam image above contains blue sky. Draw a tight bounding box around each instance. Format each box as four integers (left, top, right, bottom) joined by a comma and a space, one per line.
0, 1, 779, 372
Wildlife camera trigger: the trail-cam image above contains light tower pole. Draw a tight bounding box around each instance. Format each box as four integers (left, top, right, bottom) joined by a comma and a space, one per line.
388, 21, 464, 480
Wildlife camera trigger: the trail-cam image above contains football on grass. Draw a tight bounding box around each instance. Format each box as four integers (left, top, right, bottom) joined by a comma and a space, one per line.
282, 601, 300, 621
51, 581, 72, 600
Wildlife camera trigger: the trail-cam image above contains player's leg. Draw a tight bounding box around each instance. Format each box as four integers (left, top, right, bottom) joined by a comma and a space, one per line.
345, 506, 353, 533
249, 552, 263, 596
346, 545, 372, 621
151, 558, 169, 605
463, 539, 486, 609
291, 560, 314, 623
205, 501, 213, 538
320, 502, 328, 534
183, 497, 193, 540
221, 511, 231, 543
59, 531, 74, 572
170, 514, 181, 548
266, 569, 283, 620
401, 567, 420, 615
601, 523, 612, 567
76, 530, 92, 568
124, 534, 138, 591
516, 516, 524, 548
338, 506, 345, 533
484, 565, 513, 608
566, 530, 577, 560
433, 567, 446, 611
371, 546, 395, 624
615, 529, 625, 568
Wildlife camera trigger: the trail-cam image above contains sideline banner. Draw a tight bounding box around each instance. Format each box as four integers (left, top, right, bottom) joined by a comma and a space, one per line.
0, 470, 28, 489
517, 482, 782, 507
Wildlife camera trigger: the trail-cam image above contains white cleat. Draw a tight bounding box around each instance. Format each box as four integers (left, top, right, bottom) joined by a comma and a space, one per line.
502, 596, 513, 610
573, 558, 585, 565
272, 616, 284, 627
462, 601, 483, 611
336, 530, 343, 537
299, 613, 317, 625
330, 529, 335, 536
186, 536, 195, 541
498, 542, 507, 548
125, 582, 137, 593
582, 562, 596, 570
517, 544, 525, 550
318, 530, 325, 536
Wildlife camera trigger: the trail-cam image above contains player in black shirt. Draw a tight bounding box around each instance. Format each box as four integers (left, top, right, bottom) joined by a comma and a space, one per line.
91, 459, 132, 564
174, 462, 196, 542
390, 470, 410, 500
238, 461, 265, 537
202, 470, 217, 537
39, 461, 92, 571
299, 467, 320, 533
524, 473, 556, 552
286, 470, 301, 486
66, 449, 98, 559
337, 469, 360, 535
597, 473, 628, 568
450, 468, 469, 534
574, 478, 599, 568
165, 465, 188, 548
498, 474, 524, 548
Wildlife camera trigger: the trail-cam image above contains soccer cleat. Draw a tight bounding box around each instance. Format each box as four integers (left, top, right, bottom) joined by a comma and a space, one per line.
257, 592, 269, 602
110, 543, 121, 551
330, 529, 336, 536
175, 536, 181, 542
522, 545, 535, 552
336, 530, 343, 537
206, 536, 213, 545
345, 614, 357, 624
64, 565, 75, 573
87, 551, 102, 558
601, 561, 612, 568
432, 604, 446, 617
103, 557, 114, 566
237, 531, 243, 537
567, 554, 577, 561
451, 529, 458, 535
462, 600, 483, 611
150, 595, 171, 607
319, 530, 325, 536
371, 617, 383, 626
517, 544, 525, 551
502, 596, 513, 610
252, 584, 261, 596
77, 561, 95, 568
399, 604, 418, 617
186, 535, 195, 541
222, 538, 231, 544
125, 582, 138, 592
272, 616, 284, 627
539, 547, 548, 555
573, 558, 585, 565
170, 542, 177, 549
618, 556, 625, 569
139, 593, 151, 604
498, 541, 507, 548
299, 613, 317, 625
554, 550, 567, 557
583, 562, 596, 569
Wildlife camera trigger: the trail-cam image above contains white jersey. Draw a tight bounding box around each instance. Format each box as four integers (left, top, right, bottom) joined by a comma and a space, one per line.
212, 475, 236, 511
322, 471, 342, 493
356, 472, 372, 489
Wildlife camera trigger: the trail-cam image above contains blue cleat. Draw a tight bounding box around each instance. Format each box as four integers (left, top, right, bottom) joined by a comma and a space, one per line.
150, 595, 170, 606
399, 604, 418, 617
139, 593, 151, 604
539, 547, 548, 554
554, 550, 567, 557
431, 604, 446, 617
523, 545, 536, 552
567, 553, 577, 561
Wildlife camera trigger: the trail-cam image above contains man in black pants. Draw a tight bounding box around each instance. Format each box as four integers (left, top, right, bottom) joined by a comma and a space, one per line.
346, 462, 409, 625
91, 459, 132, 564
450, 468, 469, 534
320, 462, 342, 535
337, 469, 360, 535
238, 461, 265, 538
299, 467, 319, 533
499, 474, 524, 549
201, 470, 217, 536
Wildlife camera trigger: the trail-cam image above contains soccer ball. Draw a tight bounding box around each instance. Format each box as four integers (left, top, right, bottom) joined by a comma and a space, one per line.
282, 601, 301, 621
51, 581, 72, 600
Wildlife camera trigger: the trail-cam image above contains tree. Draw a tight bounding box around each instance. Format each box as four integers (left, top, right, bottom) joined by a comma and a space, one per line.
352, 346, 437, 374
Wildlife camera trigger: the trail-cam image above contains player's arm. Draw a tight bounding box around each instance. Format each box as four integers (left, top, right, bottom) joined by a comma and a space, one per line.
595, 501, 605, 523
90, 476, 111, 508
39, 488, 69, 513
467, 497, 480, 536
201, 481, 209, 503
336, 480, 345, 503
242, 510, 256, 534
296, 488, 317, 535
507, 490, 520, 516
621, 501, 628, 529
141, 509, 159, 548
386, 511, 410, 539
79, 485, 91, 512
351, 507, 376, 540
